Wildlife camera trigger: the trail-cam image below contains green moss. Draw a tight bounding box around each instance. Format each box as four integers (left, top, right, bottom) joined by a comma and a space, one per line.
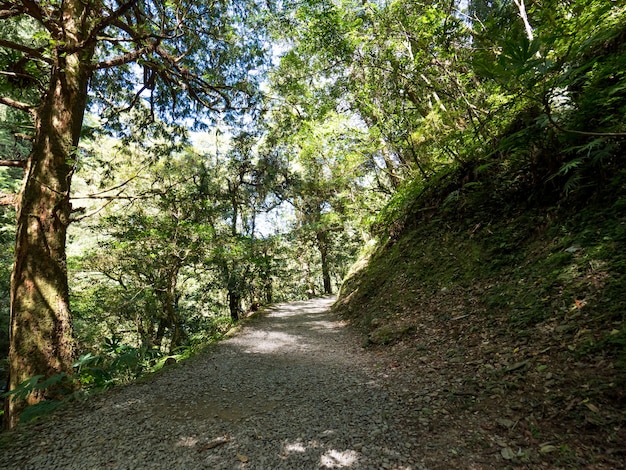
367, 324, 416, 346
544, 251, 574, 268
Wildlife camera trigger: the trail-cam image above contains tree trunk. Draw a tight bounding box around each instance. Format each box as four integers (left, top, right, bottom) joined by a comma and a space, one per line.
161, 272, 183, 354
4, 13, 94, 428
380, 144, 401, 189
228, 289, 241, 322
316, 230, 332, 295
154, 318, 168, 349
264, 276, 273, 304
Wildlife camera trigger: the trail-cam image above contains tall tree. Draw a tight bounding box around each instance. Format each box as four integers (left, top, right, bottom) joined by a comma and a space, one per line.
0, 0, 265, 428
210, 132, 287, 320
270, 0, 480, 182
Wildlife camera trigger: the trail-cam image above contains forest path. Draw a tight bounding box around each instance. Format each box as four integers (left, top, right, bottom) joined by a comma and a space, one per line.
0, 297, 484, 470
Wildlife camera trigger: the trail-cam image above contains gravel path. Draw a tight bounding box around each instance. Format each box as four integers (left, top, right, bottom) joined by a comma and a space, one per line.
0, 297, 426, 470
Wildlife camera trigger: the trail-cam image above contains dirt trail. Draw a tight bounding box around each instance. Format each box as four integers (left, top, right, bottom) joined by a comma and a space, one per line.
1, 297, 524, 469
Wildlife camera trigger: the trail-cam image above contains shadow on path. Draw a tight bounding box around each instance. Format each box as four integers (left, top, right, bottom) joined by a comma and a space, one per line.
0, 297, 422, 470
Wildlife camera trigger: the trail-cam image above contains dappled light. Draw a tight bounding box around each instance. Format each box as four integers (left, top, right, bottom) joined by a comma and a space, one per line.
283, 440, 307, 453
0, 297, 425, 467
320, 449, 360, 468
235, 330, 305, 354
0, 0, 624, 465
230, 297, 345, 356
175, 435, 199, 448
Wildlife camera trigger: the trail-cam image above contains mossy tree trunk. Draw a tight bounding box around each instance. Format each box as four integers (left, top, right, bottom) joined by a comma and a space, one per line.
4, 8, 94, 428
155, 266, 184, 353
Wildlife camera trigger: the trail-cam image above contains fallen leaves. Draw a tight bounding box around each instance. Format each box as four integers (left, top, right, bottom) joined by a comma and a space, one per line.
348, 276, 626, 469
504, 360, 530, 373
539, 444, 558, 454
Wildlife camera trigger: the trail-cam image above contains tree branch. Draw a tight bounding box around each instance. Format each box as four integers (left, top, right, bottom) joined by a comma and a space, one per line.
513, 0, 535, 41
20, 0, 61, 37
0, 159, 27, 168
96, 35, 137, 43
544, 100, 626, 138
0, 96, 36, 113
97, 0, 138, 32
93, 42, 158, 69
14, 133, 34, 142
76, 166, 147, 199
70, 192, 153, 222
155, 45, 234, 110
105, 17, 179, 45
0, 71, 45, 93
0, 39, 51, 63
0, 5, 24, 20
83, 0, 141, 48
70, 197, 116, 222
70, 165, 153, 223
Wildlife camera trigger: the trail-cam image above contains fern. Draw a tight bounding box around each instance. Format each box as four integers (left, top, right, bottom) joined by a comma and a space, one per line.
18, 399, 65, 424
549, 157, 584, 181
563, 172, 585, 195
1, 373, 68, 401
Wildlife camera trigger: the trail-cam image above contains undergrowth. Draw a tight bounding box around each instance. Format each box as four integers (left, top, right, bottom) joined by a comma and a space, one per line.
336, 143, 626, 367
0, 315, 234, 426
334, 142, 626, 466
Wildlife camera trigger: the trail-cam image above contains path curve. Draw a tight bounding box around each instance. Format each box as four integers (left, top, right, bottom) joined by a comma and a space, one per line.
0, 297, 423, 469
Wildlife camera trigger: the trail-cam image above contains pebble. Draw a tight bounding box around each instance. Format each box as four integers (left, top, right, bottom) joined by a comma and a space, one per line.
0, 298, 426, 469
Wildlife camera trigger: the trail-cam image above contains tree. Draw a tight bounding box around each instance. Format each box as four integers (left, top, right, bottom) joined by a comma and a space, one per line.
83, 151, 215, 351
0, 0, 265, 428
209, 132, 288, 320
0, 165, 20, 374
271, 0, 481, 183
262, 99, 373, 295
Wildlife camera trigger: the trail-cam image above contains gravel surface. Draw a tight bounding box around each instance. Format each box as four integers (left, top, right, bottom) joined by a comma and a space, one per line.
0, 297, 429, 470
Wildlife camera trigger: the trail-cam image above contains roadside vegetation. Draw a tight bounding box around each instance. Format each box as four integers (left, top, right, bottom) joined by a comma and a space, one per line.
0, 2, 624, 460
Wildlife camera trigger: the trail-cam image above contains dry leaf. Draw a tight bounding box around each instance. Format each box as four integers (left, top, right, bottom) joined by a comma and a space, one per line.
501, 447, 516, 460
540, 444, 557, 454
496, 418, 515, 429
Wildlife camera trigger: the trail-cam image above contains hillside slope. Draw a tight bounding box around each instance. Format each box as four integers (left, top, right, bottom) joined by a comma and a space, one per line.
334, 157, 626, 467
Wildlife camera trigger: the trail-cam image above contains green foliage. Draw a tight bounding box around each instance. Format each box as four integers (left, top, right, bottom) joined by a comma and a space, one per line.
186, 316, 233, 351
1, 373, 74, 424
16, 399, 66, 424
72, 341, 161, 389
471, 0, 626, 195
0, 166, 19, 363
338, 145, 626, 373
2, 373, 69, 402
2, 0, 624, 431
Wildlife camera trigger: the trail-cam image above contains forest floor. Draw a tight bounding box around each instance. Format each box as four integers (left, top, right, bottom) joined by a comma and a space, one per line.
346, 285, 626, 470
333, 178, 626, 469
1, 296, 624, 469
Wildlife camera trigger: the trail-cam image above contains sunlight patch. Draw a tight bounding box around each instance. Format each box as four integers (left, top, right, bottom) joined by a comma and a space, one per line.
176, 436, 199, 448
320, 449, 359, 468
284, 441, 307, 453
307, 320, 341, 330
237, 331, 302, 353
